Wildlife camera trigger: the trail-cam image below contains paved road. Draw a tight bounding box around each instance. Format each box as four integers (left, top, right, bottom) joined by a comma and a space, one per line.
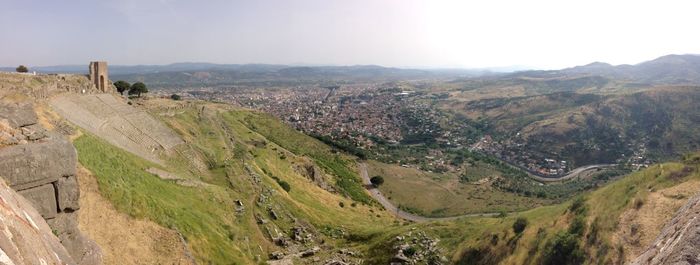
358, 163, 499, 222
527, 164, 618, 182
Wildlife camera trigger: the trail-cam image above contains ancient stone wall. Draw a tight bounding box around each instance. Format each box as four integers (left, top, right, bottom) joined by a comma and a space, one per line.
0, 72, 98, 99
632, 192, 700, 265
0, 101, 101, 265
0, 178, 76, 265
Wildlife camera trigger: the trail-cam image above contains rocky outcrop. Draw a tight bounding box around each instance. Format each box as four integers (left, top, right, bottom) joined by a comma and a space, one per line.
632, 192, 700, 265
295, 161, 335, 192
0, 178, 75, 264
0, 101, 101, 264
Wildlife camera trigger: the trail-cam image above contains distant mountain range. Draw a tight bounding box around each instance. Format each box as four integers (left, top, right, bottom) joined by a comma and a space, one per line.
516, 54, 700, 85
3, 54, 700, 86
0, 63, 486, 77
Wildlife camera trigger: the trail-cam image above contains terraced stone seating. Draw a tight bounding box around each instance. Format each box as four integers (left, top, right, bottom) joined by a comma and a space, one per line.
50, 94, 184, 164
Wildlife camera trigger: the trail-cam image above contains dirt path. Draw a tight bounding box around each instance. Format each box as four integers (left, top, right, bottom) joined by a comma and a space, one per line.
358, 163, 499, 222
76, 165, 195, 265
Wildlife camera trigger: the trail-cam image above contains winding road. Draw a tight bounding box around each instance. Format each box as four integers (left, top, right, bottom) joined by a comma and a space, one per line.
358, 163, 499, 222
527, 164, 618, 182
358, 162, 618, 222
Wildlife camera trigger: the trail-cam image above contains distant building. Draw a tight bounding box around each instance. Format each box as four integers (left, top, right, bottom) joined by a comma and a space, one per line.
89, 61, 109, 92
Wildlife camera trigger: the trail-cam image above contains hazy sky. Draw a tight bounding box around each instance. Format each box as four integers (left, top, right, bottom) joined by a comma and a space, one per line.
1, 0, 699, 69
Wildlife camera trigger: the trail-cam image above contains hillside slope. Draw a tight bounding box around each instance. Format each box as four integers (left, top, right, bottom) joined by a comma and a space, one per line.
71, 97, 700, 264
69, 99, 398, 264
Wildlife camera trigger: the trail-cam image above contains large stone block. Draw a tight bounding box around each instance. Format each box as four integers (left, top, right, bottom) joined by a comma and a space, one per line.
56, 175, 80, 211
17, 183, 58, 219
0, 179, 75, 265
0, 132, 77, 190
0, 101, 37, 127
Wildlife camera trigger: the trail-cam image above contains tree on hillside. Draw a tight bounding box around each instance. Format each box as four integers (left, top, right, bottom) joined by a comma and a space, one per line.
128, 82, 148, 97
113, 80, 131, 95
513, 217, 528, 234
370, 175, 384, 187
16, 65, 28, 73
170, 94, 182, 100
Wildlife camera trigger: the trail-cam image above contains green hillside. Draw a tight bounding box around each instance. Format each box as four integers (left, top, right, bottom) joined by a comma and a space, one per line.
73, 99, 700, 264
74, 102, 394, 264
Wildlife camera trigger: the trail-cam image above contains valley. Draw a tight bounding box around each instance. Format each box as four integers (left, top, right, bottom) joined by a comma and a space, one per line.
1, 55, 700, 265
4, 1, 700, 264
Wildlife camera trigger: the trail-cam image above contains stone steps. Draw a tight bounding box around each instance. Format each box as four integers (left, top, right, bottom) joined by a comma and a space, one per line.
49, 93, 184, 165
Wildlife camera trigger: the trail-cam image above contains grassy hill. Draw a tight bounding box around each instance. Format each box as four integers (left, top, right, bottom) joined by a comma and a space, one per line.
73, 100, 395, 264
440, 86, 700, 166
362, 153, 700, 265
68, 97, 700, 264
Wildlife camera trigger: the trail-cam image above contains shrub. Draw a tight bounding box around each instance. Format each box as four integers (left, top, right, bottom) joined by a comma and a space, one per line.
16, 65, 28, 73
403, 246, 416, 256
513, 217, 528, 234
568, 216, 587, 236
633, 198, 644, 209
569, 196, 587, 215
278, 181, 291, 192
269, 175, 291, 192
370, 175, 384, 186
339, 201, 345, 208
543, 232, 584, 265
171, 94, 182, 100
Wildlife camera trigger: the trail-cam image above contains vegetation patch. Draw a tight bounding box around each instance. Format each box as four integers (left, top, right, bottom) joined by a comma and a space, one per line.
74, 133, 247, 264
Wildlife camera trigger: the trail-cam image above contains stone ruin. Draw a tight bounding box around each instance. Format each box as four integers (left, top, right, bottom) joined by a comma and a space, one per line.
89, 61, 109, 92
0, 101, 101, 264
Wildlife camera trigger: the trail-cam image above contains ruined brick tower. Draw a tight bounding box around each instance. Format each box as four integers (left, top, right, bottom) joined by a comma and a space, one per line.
89, 61, 109, 92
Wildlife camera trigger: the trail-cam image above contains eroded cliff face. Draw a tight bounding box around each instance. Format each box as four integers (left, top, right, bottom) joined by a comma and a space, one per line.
632, 192, 700, 265
0, 100, 101, 264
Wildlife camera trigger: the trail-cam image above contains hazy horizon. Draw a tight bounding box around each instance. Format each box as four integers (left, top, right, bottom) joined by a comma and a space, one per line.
2, 0, 700, 69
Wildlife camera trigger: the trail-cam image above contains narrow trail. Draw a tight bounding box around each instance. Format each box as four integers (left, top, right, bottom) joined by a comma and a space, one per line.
358, 163, 499, 222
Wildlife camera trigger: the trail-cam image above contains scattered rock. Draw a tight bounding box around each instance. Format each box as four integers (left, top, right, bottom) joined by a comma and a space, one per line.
269, 251, 285, 260
324, 260, 349, 265
300, 246, 321, 258
255, 214, 268, 224
269, 208, 279, 220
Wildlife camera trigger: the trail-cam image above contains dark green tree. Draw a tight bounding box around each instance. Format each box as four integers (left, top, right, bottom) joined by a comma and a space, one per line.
512, 217, 528, 234
15, 65, 28, 73
170, 94, 182, 100
128, 82, 148, 97
113, 80, 131, 95
370, 175, 384, 186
